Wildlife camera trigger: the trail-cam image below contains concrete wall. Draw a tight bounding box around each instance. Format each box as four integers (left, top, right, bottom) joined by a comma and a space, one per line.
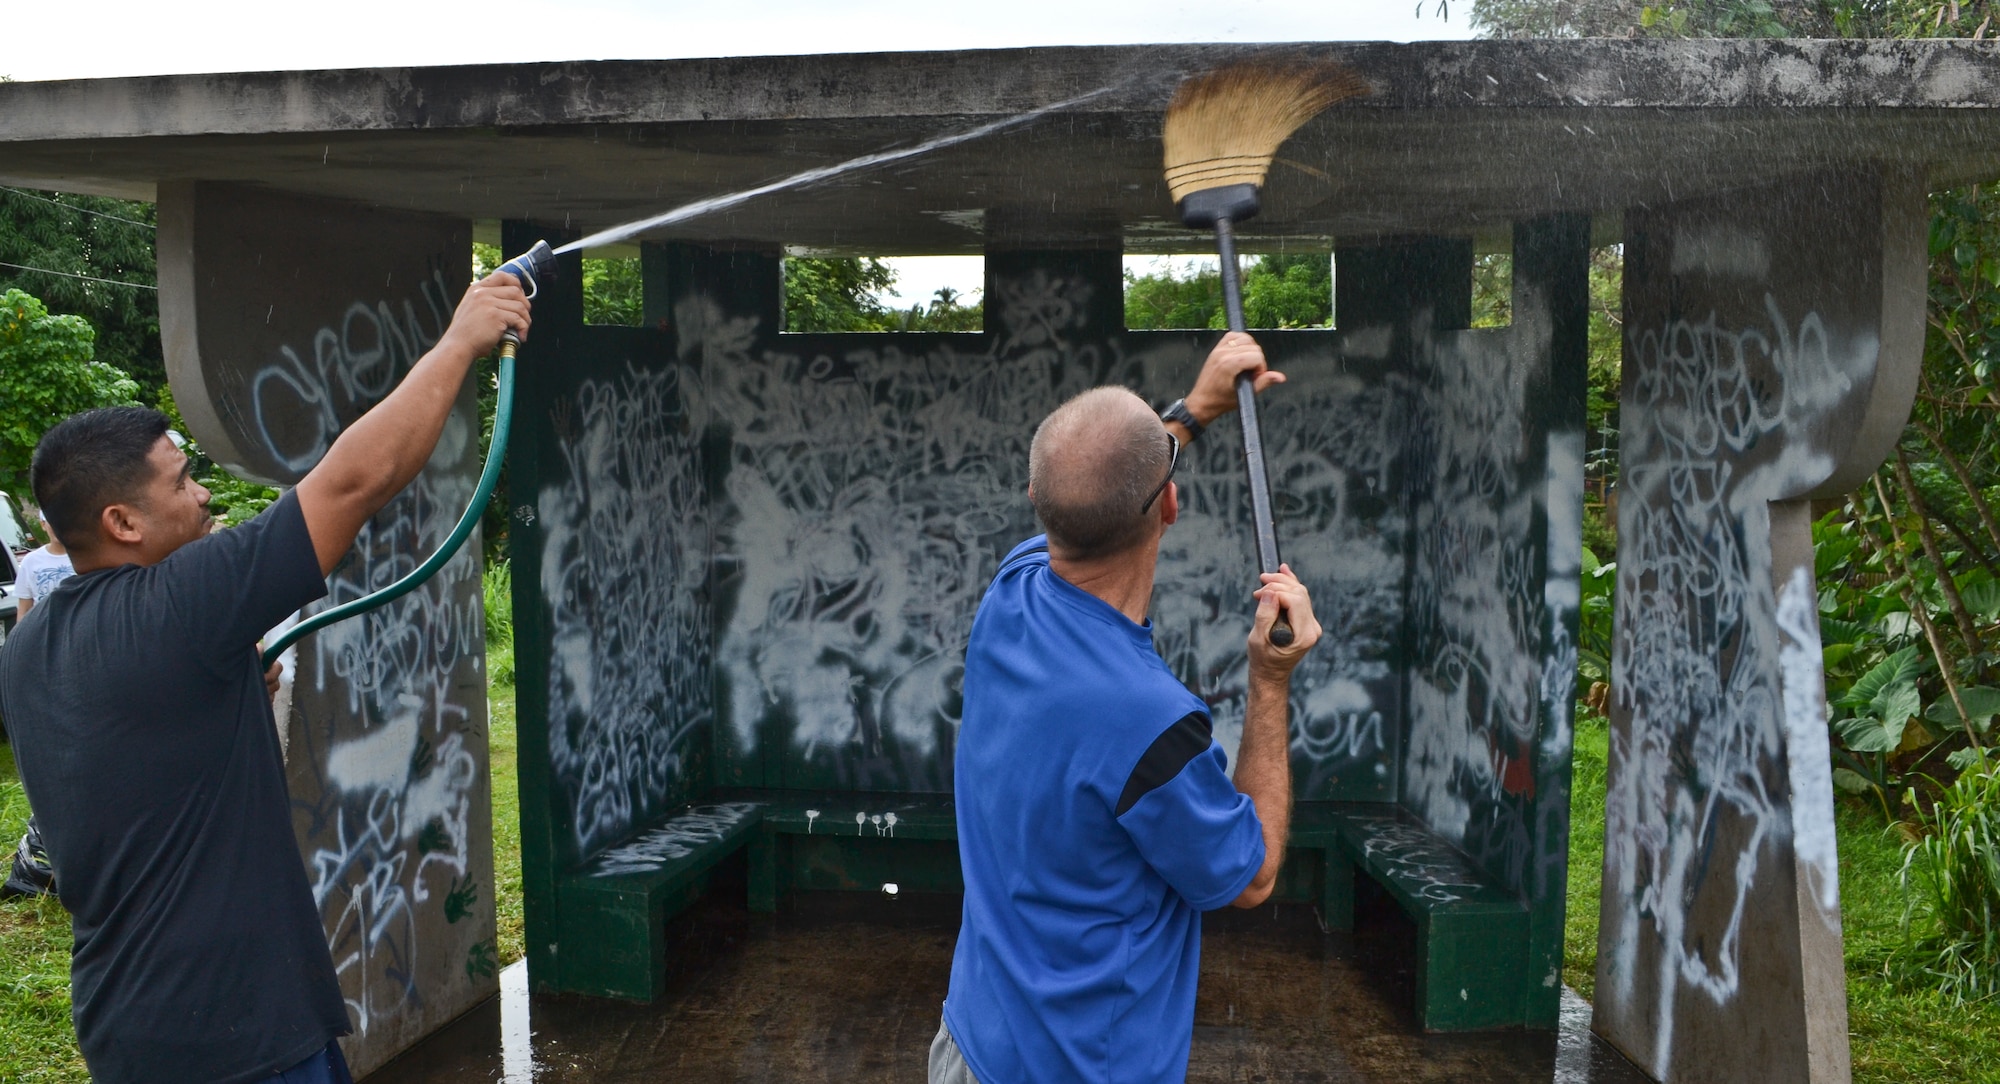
158, 183, 497, 1077
1593, 168, 1925, 1084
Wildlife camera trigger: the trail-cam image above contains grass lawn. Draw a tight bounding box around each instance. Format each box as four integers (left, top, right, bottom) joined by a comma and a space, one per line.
3, 689, 1996, 1080
490, 682, 524, 965
0, 741, 89, 1084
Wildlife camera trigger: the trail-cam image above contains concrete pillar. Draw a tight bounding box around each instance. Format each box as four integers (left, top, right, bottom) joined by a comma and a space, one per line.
157, 182, 495, 1076
1594, 168, 1925, 1083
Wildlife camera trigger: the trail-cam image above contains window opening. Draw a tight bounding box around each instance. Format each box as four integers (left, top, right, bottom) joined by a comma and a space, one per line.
781, 254, 984, 332
1471, 247, 1513, 330
1123, 252, 1333, 330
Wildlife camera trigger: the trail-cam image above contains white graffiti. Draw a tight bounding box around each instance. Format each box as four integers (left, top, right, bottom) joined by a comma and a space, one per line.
1396, 285, 1576, 907
541, 362, 713, 861
1601, 289, 1859, 1079
251, 270, 456, 474
585, 803, 761, 877
1777, 566, 1841, 915
662, 269, 1410, 796
251, 280, 492, 1042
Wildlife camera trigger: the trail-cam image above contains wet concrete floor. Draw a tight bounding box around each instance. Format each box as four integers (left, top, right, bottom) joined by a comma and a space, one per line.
369, 873, 1649, 1084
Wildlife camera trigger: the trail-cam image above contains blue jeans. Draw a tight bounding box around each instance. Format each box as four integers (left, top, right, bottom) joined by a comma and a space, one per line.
258, 1041, 352, 1084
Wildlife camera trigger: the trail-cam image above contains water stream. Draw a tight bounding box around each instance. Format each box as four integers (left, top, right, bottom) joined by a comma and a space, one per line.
552, 83, 1126, 255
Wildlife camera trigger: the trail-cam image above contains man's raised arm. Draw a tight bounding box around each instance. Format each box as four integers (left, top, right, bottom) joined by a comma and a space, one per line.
295, 272, 530, 575
1231, 566, 1321, 908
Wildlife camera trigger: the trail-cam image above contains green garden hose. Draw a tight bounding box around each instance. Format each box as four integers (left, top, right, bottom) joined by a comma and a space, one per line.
260, 349, 515, 672
259, 240, 549, 672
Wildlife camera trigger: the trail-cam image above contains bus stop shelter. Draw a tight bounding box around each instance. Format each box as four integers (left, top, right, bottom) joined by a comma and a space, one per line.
4, 37, 1996, 1082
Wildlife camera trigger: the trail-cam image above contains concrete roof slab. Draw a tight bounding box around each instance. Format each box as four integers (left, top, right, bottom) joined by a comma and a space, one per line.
6, 40, 2000, 251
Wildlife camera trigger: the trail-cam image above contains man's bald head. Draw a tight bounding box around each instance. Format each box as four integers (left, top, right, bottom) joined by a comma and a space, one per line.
1029, 387, 1173, 561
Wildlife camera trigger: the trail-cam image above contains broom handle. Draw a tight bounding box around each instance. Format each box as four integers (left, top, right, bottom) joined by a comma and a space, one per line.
1212, 216, 1293, 648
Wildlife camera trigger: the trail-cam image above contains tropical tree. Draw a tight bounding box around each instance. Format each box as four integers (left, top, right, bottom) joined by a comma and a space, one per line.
0, 188, 161, 397
0, 288, 141, 499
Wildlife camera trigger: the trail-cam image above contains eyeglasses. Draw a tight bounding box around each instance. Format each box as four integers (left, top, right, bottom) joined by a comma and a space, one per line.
1140, 431, 1181, 515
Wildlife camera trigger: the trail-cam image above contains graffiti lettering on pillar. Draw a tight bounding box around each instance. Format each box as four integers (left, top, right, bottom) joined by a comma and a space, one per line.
1600, 287, 1858, 1077
540, 362, 713, 862
254, 279, 491, 1039
251, 269, 457, 474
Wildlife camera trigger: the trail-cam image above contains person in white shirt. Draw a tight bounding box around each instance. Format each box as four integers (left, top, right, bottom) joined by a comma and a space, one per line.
16, 512, 76, 619
3, 511, 75, 900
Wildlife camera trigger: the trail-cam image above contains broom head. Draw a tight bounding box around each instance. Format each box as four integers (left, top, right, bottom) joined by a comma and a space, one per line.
1162, 62, 1370, 224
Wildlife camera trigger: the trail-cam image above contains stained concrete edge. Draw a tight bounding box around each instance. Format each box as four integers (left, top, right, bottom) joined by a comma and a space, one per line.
6, 39, 2000, 144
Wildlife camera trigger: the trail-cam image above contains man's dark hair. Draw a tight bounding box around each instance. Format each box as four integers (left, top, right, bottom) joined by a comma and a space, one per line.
31, 406, 172, 550
1029, 388, 1172, 560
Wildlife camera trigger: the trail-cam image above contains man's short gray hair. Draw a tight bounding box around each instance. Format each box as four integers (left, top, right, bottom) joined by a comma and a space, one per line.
1028, 387, 1172, 560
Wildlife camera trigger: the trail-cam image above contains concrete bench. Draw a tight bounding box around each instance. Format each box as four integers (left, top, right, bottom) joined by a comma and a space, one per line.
1293, 803, 1531, 1031
553, 801, 765, 999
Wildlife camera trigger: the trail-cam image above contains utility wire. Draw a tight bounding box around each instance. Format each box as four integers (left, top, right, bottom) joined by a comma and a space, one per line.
0, 187, 155, 229
0, 260, 157, 290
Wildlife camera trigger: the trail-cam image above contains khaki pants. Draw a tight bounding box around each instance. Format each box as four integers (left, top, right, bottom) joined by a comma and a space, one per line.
928, 1014, 982, 1084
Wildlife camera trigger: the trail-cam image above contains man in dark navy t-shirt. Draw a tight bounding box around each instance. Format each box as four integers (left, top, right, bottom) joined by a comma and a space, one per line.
0, 269, 532, 1084
939, 333, 1323, 1084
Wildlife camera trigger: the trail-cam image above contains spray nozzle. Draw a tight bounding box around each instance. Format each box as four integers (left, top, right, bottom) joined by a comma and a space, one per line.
496, 240, 556, 300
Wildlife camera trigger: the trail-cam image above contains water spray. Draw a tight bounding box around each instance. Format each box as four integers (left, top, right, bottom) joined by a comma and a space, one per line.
257, 86, 1134, 669
553, 84, 1121, 255
260, 242, 555, 671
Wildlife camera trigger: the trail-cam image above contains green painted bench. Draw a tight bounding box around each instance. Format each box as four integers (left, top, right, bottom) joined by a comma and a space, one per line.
551, 794, 1529, 1029
1292, 803, 1532, 1031
748, 796, 962, 911
552, 801, 764, 999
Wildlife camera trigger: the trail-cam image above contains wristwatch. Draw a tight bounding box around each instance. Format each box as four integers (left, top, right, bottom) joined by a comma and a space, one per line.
1161, 398, 1203, 440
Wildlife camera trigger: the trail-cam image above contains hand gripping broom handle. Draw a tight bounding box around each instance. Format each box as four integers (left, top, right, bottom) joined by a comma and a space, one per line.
260, 242, 551, 672
1211, 217, 1294, 648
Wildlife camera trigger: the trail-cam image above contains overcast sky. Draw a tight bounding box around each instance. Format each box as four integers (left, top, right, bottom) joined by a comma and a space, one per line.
0, 0, 1474, 82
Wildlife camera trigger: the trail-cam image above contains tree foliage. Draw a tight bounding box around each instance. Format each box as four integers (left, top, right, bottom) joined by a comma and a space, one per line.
1471, 0, 1904, 36
1123, 253, 1333, 330
781, 257, 983, 333
0, 288, 141, 500
783, 256, 899, 332
0, 188, 161, 397
582, 257, 643, 326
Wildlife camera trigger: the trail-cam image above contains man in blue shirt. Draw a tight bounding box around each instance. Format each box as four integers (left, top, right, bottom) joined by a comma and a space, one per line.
939, 333, 1322, 1084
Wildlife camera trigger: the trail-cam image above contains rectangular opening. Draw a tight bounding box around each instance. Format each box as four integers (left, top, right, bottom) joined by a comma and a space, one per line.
582, 256, 643, 326
471, 242, 646, 327
1471, 249, 1513, 329
1123, 252, 1333, 330
780, 255, 984, 333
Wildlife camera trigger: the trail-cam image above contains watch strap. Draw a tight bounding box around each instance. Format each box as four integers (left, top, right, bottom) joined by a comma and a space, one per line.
1161, 398, 1203, 440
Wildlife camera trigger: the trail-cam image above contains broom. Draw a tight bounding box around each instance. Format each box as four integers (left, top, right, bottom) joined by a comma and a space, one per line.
1162, 62, 1369, 647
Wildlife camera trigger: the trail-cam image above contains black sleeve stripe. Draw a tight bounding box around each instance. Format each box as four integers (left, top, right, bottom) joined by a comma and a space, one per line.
1115, 711, 1215, 817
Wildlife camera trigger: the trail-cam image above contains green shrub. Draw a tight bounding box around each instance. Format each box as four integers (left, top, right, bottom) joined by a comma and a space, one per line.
1899, 763, 2000, 1003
